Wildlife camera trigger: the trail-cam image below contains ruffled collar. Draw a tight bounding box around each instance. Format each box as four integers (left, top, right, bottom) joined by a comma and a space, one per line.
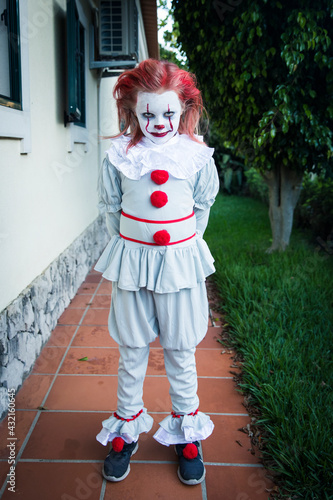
106, 133, 214, 180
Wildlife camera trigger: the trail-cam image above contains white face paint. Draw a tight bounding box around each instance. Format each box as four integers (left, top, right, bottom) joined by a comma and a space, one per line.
135, 91, 182, 145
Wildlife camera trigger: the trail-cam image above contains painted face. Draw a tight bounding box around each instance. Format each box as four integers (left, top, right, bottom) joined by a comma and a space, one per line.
135, 91, 182, 145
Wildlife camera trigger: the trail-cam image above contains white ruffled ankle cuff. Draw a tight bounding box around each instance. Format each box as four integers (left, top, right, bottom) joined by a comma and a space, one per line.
96, 408, 154, 446
153, 411, 214, 446
96, 428, 138, 445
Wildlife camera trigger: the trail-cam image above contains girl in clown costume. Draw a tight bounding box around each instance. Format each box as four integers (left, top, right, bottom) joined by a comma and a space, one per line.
95, 59, 219, 485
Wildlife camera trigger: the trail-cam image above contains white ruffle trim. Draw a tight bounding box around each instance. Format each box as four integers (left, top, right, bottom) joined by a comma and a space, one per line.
95, 234, 215, 293
96, 428, 138, 445
106, 134, 214, 180
96, 409, 154, 446
153, 412, 214, 446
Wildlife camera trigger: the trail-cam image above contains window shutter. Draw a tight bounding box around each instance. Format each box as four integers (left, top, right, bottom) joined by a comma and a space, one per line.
66, 0, 85, 125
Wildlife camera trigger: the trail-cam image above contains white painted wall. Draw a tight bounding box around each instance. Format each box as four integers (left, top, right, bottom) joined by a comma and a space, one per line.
98, 74, 119, 164
0, 0, 150, 313
0, 0, 99, 312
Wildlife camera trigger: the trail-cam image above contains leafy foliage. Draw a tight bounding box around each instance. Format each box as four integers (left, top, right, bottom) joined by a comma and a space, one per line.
295, 174, 333, 240
244, 167, 269, 203
158, 0, 188, 68
172, 0, 333, 175
159, 45, 188, 69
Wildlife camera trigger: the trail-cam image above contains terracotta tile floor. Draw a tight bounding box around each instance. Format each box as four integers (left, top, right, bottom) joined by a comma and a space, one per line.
0, 269, 274, 499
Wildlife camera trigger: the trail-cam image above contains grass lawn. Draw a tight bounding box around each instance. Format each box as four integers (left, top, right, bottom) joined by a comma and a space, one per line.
205, 194, 333, 500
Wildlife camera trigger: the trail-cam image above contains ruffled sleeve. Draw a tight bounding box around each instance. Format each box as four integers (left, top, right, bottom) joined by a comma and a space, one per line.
98, 156, 122, 214
193, 157, 220, 210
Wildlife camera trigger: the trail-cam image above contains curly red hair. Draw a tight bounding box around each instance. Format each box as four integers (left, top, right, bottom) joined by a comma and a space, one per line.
112, 59, 205, 148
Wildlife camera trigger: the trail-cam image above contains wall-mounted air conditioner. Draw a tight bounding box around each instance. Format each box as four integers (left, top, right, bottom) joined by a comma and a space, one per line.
90, 0, 138, 69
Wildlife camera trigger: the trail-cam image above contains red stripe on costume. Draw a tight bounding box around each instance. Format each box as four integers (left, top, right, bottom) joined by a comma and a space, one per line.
171, 409, 199, 418
114, 409, 143, 422
119, 232, 196, 246
121, 211, 195, 224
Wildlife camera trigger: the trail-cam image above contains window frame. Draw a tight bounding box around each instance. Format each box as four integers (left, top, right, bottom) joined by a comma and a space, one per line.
0, 0, 31, 153
0, 0, 22, 110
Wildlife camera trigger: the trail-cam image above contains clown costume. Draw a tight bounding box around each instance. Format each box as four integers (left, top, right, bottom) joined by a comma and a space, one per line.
95, 59, 219, 486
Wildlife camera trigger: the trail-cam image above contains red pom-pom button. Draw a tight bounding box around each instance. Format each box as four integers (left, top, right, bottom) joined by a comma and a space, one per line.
150, 190, 168, 208
183, 443, 198, 460
153, 230, 171, 246
112, 437, 125, 452
151, 170, 169, 185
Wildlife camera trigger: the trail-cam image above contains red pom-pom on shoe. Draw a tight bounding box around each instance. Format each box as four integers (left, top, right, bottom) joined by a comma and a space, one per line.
150, 190, 168, 208
153, 230, 171, 246
151, 170, 169, 185
112, 437, 125, 452
183, 443, 198, 460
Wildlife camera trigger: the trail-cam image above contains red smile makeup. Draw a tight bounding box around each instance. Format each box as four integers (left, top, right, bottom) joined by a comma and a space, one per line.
150, 131, 170, 137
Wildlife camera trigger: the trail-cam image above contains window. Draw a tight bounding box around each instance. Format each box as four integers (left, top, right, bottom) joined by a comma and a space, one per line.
0, 0, 31, 153
0, 0, 21, 110
66, 0, 86, 127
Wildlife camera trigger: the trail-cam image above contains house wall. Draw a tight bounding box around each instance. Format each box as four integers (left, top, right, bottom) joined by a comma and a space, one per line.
0, 0, 100, 313
0, 0, 151, 419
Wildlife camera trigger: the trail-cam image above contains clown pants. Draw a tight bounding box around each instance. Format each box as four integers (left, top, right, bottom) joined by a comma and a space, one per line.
96, 283, 214, 446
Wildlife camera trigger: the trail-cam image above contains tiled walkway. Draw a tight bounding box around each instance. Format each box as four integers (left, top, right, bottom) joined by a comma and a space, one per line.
0, 268, 274, 499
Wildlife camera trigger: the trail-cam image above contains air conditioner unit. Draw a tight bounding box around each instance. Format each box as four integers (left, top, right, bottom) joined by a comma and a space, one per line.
99, 0, 138, 58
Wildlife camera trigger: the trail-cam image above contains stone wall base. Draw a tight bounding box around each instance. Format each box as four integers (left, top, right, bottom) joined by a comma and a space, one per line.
0, 216, 109, 420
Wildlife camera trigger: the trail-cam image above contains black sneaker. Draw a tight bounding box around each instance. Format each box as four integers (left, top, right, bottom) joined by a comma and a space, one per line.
102, 439, 138, 482
175, 441, 205, 485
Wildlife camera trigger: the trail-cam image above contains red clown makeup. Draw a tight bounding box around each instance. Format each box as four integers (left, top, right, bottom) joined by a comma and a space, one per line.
136, 91, 182, 145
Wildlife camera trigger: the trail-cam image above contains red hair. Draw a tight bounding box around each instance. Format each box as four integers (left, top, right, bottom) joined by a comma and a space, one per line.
112, 59, 205, 148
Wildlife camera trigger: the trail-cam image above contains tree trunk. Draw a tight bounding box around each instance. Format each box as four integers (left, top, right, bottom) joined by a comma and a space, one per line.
262, 165, 303, 252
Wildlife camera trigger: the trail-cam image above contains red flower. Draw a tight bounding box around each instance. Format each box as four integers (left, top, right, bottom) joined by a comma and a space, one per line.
151, 170, 169, 185
150, 190, 168, 208
153, 230, 171, 245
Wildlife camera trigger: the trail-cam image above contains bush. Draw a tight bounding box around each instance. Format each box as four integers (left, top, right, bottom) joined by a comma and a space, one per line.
207, 126, 246, 194
244, 167, 269, 204
295, 174, 333, 242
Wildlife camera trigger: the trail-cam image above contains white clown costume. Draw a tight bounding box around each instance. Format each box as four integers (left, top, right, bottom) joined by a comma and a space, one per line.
95, 132, 219, 448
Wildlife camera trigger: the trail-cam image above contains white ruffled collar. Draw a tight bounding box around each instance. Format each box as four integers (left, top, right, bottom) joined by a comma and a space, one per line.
106, 133, 214, 180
